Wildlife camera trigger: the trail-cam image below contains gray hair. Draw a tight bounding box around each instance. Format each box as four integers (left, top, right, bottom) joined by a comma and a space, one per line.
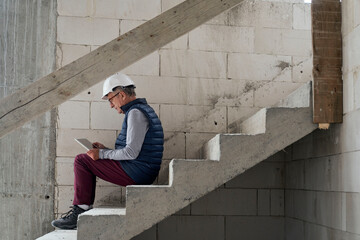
113, 86, 136, 97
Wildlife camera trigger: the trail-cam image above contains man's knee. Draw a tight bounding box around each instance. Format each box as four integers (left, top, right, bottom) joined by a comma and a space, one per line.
74, 153, 90, 166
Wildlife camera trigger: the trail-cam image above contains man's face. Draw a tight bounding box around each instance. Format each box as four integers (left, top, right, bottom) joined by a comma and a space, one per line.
107, 91, 126, 114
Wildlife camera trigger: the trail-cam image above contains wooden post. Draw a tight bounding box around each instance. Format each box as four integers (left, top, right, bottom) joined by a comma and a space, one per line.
311, 0, 343, 125
0, 0, 244, 138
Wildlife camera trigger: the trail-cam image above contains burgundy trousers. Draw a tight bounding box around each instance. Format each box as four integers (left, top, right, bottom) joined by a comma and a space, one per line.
73, 153, 136, 205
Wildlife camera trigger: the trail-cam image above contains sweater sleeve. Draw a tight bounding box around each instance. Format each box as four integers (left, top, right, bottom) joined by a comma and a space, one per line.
98, 109, 149, 160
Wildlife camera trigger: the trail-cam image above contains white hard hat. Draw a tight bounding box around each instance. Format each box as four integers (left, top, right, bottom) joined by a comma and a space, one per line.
102, 72, 135, 100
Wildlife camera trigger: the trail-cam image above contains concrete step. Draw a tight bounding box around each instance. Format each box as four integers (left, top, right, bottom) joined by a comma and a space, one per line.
36, 230, 77, 240
45, 82, 316, 240
77, 208, 126, 239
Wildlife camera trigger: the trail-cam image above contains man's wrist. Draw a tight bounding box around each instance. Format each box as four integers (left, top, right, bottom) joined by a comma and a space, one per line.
98, 149, 104, 159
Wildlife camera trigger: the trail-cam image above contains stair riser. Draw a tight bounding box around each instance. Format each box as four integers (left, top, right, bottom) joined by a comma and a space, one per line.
78, 215, 125, 240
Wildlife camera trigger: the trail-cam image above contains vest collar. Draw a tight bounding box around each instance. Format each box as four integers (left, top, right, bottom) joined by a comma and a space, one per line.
120, 98, 147, 113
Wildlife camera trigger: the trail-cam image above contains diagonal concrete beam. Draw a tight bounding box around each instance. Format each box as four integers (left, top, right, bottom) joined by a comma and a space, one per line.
0, 0, 244, 139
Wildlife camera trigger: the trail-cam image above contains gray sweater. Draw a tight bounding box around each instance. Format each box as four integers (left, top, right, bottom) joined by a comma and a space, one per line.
98, 109, 149, 160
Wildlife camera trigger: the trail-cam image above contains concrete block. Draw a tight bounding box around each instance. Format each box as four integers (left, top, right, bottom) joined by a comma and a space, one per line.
90, 101, 124, 130
355, 1, 360, 28
56, 129, 116, 157
158, 216, 224, 240
227, 107, 259, 133
185, 133, 216, 159
56, 44, 91, 68
343, 71, 354, 113
56, 186, 74, 214
293, 4, 311, 30
285, 190, 311, 221
161, 0, 184, 12
228, 0, 293, 29
228, 53, 292, 81
226, 162, 284, 189
226, 216, 284, 240
160, 105, 226, 133
205, 11, 229, 25
291, 127, 342, 161
285, 190, 344, 230
57, 16, 119, 45
304, 222, 360, 240
123, 52, 159, 76
354, 70, 360, 111
255, 28, 312, 57
285, 160, 305, 189
162, 34, 188, 50
187, 78, 253, 107
94, 0, 161, 20
340, 110, 360, 153
292, 56, 313, 83
160, 49, 227, 78
189, 25, 254, 53
285, 218, 305, 240
254, 82, 302, 107
346, 193, 360, 234
96, 177, 121, 187
149, 104, 160, 117
185, 106, 227, 133
191, 188, 257, 215
120, 19, 145, 34
57, 0, 92, 17
343, 26, 360, 73
163, 132, 185, 159
304, 155, 341, 192
342, 0, 355, 37
58, 101, 89, 129
160, 105, 186, 131
341, 151, 360, 192
55, 160, 74, 186
258, 189, 270, 216
131, 76, 187, 105
70, 80, 104, 102
343, 33, 351, 74
94, 186, 123, 207
57, 184, 123, 211
271, 189, 284, 216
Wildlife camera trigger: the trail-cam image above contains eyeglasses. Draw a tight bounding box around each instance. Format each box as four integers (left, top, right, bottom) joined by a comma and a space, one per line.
108, 92, 120, 103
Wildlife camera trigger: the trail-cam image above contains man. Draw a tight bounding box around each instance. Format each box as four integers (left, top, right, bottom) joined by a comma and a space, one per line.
51, 72, 164, 229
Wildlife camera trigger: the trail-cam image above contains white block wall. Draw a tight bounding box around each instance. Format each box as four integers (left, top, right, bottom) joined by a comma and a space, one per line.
284, 0, 360, 239
55, 0, 312, 238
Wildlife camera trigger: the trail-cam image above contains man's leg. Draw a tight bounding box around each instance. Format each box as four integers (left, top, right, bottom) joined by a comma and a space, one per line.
73, 153, 136, 206
52, 153, 135, 229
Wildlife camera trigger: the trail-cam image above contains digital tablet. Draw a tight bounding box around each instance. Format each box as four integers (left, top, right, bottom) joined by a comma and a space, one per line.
74, 138, 93, 151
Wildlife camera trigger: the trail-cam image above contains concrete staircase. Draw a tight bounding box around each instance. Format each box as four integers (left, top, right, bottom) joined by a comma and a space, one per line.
38, 82, 317, 240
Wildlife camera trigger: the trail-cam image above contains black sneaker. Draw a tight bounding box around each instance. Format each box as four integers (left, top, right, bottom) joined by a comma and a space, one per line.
51, 205, 86, 229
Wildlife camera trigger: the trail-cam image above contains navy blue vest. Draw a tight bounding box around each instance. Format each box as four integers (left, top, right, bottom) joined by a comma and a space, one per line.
116, 98, 164, 184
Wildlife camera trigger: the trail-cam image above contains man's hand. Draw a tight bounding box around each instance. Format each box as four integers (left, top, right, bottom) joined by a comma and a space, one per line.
87, 149, 99, 161
92, 142, 106, 149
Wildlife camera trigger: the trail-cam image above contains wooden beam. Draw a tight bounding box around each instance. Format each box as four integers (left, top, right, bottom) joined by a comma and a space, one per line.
0, 0, 244, 138
311, 0, 343, 124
